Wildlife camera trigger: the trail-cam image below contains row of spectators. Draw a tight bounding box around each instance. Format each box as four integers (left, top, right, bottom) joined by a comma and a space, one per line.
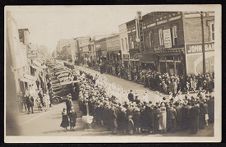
86, 62, 214, 96
76, 69, 214, 135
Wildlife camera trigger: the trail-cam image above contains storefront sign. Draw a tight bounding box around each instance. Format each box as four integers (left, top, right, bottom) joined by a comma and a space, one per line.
157, 19, 167, 25
186, 42, 214, 54
163, 29, 172, 48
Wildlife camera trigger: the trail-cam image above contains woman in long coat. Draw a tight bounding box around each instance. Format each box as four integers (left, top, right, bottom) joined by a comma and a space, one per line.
68, 109, 77, 130
60, 108, 69, 131
159, 102, 167, 133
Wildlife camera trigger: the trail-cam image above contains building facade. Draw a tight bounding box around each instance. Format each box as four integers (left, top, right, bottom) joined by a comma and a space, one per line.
126, 11, 214, 75
95, 37, 107, 63
119, 23, 130, 67
106, 34, 121, 64
74, 37, 92, 65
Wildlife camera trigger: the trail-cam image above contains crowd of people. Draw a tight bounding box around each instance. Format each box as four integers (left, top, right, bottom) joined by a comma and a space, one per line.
17, 64, 53, 114
87, 62, 214, 96
76, 67, 214, 135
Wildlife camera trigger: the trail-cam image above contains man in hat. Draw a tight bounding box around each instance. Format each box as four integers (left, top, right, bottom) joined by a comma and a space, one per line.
65, 94, 73, 114
128, 90, 134, 102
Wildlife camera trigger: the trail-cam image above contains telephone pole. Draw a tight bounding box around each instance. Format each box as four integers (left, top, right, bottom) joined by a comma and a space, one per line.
201, 11, 206, 74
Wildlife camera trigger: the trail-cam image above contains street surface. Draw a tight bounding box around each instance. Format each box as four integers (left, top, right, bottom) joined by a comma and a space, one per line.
17, 67, 213, 136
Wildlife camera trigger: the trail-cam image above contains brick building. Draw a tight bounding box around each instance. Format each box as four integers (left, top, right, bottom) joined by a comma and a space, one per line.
127, 11, 214, 75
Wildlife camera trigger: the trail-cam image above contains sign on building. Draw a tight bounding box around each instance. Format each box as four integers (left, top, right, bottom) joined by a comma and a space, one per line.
163, 29, 172, 48
186, 42, 214, 54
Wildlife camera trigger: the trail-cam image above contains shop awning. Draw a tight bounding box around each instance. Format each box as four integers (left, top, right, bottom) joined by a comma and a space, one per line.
140, 54, 157, 64
129, 58, 140, 61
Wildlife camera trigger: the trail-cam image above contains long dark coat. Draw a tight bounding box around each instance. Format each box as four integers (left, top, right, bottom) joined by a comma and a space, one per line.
68, 111, 77, 127
190, 105, 200, 133
60, 112, 69, 128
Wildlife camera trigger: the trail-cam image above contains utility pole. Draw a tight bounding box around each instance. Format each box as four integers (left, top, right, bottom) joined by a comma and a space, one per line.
201, 11, 206, 74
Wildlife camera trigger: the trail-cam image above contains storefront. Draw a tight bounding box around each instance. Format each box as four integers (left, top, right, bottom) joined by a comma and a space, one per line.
154, 49, 186, 75
140, 53, 157, 70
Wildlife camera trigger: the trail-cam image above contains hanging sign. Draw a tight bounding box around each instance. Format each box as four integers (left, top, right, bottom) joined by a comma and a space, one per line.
163, 29, 172, 48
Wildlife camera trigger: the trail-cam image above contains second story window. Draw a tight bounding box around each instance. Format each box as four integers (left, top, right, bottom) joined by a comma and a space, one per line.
209, 21, 214, 41
148, 31, 152, 48
172, 25, 178, 46
158, 28, 164, 46
130, 37, 134, 49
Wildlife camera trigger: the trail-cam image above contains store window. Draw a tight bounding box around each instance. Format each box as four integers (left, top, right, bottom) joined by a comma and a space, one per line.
209, 21, 214, 41
158, 28, 164, 46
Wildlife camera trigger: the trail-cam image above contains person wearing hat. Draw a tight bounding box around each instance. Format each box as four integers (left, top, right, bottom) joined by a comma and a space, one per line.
128, 90, 134, 102
143, 102, 154, 134
65, 95, 73, 114
133, 107, 141, 134
207, 96, 214, 123
60, 108, 69, 131
68, 108, 77, 130
159, 102, 167, 133
117, 107, 127, 134
199, 99, 209, 129
128, 115, 134, 135
167, 104, 177, 132
190, 102, 200, 134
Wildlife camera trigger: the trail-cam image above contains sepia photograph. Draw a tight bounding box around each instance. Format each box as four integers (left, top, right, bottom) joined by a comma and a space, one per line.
4, 5, 221, 143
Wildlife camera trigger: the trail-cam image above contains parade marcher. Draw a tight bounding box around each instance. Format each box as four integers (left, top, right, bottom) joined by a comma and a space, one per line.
68, 108, 77, 130
60, 108, 69, 131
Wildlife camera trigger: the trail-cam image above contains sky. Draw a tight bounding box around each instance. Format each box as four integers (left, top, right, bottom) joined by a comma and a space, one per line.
6, 6, 155, 53
6, 5, 215, 53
